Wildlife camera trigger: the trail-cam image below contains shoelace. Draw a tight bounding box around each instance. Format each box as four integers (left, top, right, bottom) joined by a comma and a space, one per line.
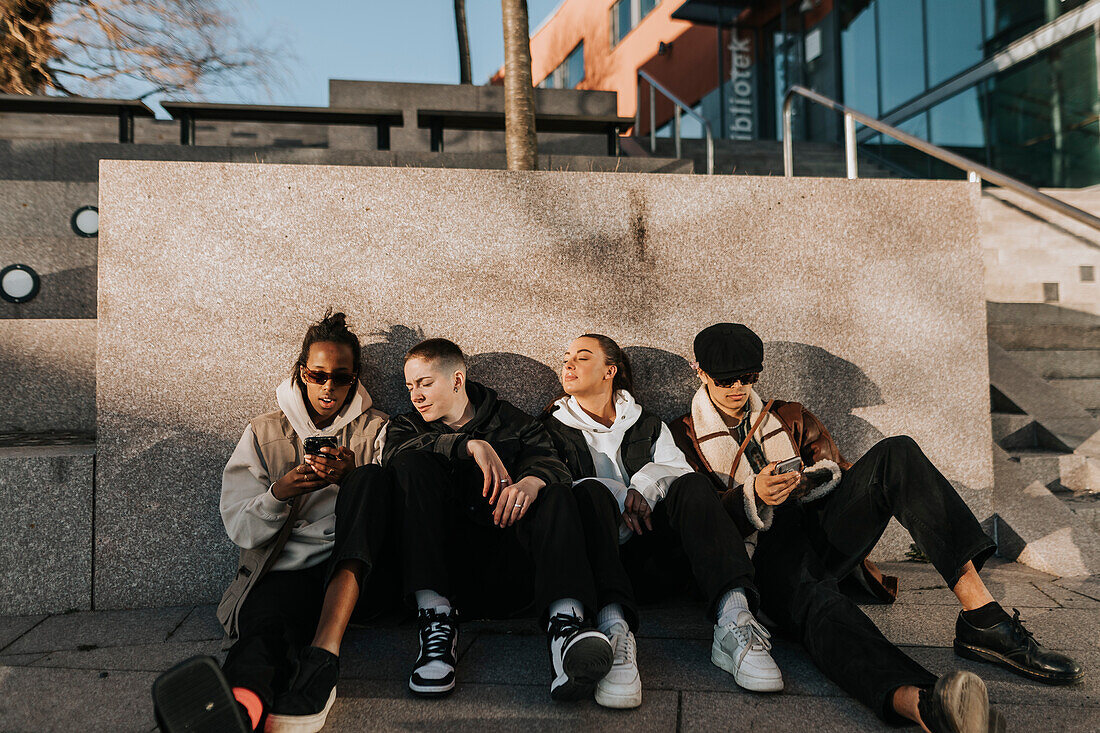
612, 630, 636, 666
420, 612, 455, 660
1009, 608, 1035, 645
730, 616, 773, 653
548, 612, 583, 640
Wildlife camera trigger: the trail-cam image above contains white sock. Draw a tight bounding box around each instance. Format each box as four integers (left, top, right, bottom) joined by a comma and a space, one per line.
415, 589, 451, 615
716, 587, 751, 628
597, 603, 628, 635
547, 597, 584, 628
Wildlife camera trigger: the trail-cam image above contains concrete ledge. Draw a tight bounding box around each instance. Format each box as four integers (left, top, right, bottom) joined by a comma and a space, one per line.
0, 444, 94, 614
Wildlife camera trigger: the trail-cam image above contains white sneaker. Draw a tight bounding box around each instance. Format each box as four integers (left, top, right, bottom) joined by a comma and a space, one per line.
595, 622, 642, 709
712, 611, 783, 692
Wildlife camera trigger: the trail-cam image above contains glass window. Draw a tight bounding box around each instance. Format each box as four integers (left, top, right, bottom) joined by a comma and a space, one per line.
840, 0, 879, 117
926, 0, 983, 86
567, 42, 584, 88
987, 30, 1100, 187
929, 86, 985, 148
611, 0, 632, 47
539, 42, 585, 89
878, 0, 926, 112
640, 0, 657, 18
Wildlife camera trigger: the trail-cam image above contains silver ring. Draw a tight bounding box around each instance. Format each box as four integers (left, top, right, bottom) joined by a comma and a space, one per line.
514, 502, 523, 508
500, 479, 508, 484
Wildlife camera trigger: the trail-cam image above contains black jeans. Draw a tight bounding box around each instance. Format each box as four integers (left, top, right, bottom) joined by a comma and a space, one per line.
221, 464, 402, 708
748, 436, 996, 722
572, 472, 758, 630
392, 449, 598, 624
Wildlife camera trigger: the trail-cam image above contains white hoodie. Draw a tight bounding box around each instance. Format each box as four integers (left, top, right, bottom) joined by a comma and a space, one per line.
551, 390, 693, 522
220, 377, 385, 572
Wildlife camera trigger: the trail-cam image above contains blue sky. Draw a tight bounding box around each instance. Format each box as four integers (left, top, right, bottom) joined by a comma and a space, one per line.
227, 0, 564, 106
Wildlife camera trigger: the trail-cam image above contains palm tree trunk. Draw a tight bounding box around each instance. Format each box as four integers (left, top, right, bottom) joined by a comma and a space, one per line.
454, 0, 472, 84
501, 0, 538, 170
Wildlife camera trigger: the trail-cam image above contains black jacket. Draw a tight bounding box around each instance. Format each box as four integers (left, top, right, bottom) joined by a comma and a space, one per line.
540, 404, 665, 482
383, 381, 570, 488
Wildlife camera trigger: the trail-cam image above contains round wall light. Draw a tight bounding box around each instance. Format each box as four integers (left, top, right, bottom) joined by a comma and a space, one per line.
71, 205, 99, 237
1, 264, 41, 303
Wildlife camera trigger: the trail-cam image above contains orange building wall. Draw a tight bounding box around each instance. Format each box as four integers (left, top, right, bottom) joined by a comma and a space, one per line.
494, 0, 835, 136
492, 0, 725, 126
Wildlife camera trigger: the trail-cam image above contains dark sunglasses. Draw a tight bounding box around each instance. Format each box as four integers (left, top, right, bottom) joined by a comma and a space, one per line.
712, 371, 760, 388
300, 365, 357, 387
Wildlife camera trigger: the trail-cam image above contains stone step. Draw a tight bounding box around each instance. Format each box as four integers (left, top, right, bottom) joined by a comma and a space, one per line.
987, 301, 1100, 326
991, 445, 1100, 576
1048, 378, 1100, 410
1007, 349, 1100, 380
991, 412, 1035, 444
1063, 494, 1100, 533
1006, 449, 1100, 494
989, 324, 1100, 350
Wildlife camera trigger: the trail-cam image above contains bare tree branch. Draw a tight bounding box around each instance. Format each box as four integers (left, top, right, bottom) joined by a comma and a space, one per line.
1, 0, 283, 98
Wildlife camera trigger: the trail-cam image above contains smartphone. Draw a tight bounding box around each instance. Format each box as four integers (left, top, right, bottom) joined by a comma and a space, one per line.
303, 436, 338, 456
775, 456, 804, 475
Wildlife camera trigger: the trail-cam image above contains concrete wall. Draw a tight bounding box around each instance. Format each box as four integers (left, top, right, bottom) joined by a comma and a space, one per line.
95, 161, 991, 610
982, 189, 1100, 315
0, 444, 95, 615
328, 80, 617, 155
0, 181, 99, 319
0, 81, 621, 157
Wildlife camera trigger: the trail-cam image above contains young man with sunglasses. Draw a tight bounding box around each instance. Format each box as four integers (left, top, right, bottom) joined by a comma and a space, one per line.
672, 323, 1081, 733
383, 338, 615, 701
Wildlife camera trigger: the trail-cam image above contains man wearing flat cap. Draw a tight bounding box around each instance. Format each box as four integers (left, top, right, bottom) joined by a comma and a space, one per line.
671, 323, 1081, 733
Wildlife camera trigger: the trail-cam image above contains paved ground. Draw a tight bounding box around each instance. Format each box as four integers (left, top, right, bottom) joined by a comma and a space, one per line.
1, 559, 1097, 732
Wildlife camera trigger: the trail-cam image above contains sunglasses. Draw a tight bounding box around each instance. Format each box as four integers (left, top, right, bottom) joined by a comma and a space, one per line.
712, 371, 760, 388
300, 365, 357, 387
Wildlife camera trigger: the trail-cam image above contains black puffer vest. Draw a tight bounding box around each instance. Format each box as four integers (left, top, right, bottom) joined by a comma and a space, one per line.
541, 403, 665, 482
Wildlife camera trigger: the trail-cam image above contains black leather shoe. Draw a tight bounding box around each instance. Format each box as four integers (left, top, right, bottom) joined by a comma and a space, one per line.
955, 608, 1083, 684
917, 670, 1004, 733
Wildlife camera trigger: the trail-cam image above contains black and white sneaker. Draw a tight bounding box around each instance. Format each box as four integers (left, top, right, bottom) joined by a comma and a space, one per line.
409, 608, 458, 696
547, 613, 614, 701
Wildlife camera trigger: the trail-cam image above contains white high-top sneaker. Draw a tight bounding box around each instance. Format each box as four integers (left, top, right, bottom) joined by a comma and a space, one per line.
712, 610, 783, 692
595, 621, 642, 709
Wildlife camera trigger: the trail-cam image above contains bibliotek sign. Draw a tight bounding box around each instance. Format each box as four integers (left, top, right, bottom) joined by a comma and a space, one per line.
728, 32, 755, 141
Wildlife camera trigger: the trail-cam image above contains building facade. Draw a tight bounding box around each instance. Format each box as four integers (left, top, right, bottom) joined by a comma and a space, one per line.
520, 0, 1100, 188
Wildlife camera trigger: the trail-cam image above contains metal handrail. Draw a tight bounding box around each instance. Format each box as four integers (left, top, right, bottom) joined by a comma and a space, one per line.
782, 85, 1100, 233
637, 70, 714, 175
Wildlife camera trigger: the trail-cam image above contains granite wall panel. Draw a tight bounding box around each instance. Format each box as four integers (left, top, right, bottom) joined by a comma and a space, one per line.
0, 446, 94, 614
96, 161, 990, 609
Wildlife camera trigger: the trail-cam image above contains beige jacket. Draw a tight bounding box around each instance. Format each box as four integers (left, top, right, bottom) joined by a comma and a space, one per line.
216, 379, 387, 639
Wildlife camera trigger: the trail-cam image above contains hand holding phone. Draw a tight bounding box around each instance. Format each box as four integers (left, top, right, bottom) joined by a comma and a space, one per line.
755, 460, 801, 506
775, 456, 803, 475
304, 436, 338, 456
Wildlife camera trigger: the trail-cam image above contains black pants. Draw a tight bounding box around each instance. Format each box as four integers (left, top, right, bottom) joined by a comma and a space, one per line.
392, 449, 598, 623
221, 464, 402, 709
747, 436, 996, 722
572, 472, 758, 630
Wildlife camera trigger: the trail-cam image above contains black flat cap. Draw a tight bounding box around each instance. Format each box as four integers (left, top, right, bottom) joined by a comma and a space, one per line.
693, 323, 764, 379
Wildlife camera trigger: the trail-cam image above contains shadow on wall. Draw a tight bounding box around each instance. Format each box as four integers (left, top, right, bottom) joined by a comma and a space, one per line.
358, 329, 887, 463
760, 341, 886, 460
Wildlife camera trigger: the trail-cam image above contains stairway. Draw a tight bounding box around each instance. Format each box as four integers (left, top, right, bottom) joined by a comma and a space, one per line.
988, 302, 1100, 421
625, 137, 902, 178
